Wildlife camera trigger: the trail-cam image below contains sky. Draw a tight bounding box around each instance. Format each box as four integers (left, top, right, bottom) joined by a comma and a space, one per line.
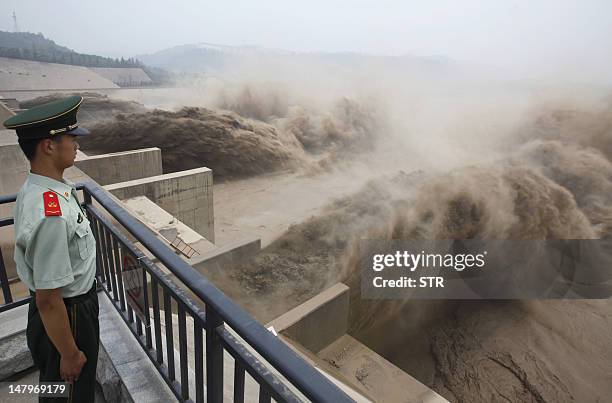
1, 0, 611, 82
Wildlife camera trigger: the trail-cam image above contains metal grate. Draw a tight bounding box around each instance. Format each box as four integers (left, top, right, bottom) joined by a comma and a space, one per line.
169, 235, 199, 259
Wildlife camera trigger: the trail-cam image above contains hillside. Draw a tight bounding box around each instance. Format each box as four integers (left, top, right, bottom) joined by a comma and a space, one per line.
0, 31, 71, 53
0, 31, 173, 85
138, 41, 461, 77
0, 31, 141, 68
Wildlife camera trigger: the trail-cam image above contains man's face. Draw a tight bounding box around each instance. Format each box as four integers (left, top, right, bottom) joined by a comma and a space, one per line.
50, 134, 79, 169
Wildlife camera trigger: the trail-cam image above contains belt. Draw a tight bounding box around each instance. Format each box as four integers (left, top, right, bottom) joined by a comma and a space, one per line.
29, 279, 97, 305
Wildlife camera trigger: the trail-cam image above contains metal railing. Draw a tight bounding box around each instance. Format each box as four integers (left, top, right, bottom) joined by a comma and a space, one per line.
0, 192, 21, 312
0, 182, 355, 403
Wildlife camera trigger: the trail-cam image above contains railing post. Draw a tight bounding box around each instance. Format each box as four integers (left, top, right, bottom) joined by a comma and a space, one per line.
82, 186, 92, 206
82, 187, 103, 284
0, 247, 13, 304
206, 305, 224, 403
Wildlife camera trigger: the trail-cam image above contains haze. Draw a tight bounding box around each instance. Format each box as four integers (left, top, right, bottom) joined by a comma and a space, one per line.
1, 0, 612, 84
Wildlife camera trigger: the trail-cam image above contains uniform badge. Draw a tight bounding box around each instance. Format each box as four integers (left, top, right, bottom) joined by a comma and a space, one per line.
43, 191, 62, 216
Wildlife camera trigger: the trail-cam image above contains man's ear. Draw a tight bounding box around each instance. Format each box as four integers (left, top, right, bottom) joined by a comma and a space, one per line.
38, 138, 55, 156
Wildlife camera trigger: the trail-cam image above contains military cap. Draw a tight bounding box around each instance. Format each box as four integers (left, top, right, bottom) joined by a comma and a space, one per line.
3, 95, 89, 139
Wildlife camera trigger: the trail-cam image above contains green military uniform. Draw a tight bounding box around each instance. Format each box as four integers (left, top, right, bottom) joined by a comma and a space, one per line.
14, 173, 97, 297
4, 96, 99, 403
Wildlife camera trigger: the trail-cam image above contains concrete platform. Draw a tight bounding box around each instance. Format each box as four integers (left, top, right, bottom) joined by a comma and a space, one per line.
123, 195, 217, 260
268, 282, 449, 403
318, 335, 448, 403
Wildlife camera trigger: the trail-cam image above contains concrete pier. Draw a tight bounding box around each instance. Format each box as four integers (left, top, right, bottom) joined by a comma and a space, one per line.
75, 148, 163, 186
104, 168, 215, 243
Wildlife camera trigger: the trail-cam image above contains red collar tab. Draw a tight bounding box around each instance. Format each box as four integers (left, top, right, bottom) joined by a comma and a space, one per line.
43, 191, 62, 216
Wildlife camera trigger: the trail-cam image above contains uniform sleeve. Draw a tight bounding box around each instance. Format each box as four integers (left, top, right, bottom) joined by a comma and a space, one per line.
26, 216, 74, 290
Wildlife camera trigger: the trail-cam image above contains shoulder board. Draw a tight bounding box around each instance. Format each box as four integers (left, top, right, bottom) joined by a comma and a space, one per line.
43, 191, 62, 217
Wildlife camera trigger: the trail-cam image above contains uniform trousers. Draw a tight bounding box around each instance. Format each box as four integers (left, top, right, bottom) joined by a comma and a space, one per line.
27, 281, 99, 403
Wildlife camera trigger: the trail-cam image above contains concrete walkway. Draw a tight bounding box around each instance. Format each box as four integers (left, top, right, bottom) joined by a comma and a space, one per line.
0, 368, 106, 402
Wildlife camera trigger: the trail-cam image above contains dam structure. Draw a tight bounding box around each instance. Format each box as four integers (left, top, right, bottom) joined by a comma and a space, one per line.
0, 59, 444, 402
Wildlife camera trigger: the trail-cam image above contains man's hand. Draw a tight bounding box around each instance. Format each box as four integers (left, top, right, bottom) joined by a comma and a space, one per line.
60, 350, 87, 383
36, 288, 85, 382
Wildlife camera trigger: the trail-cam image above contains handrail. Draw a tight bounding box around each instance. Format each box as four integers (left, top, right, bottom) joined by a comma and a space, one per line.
0, 193, 25, 310
0, 194, 17, 205
0, 182, 355, 402
83, 182, 353, 403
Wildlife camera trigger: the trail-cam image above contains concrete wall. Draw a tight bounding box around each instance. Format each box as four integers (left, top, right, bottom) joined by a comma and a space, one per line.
0, 139, 29, 286
0, 142, 28, 198
0, 98, 19, 110
0, 101, 15, 121
89, 67, 153, 87
75, 148, 163, 186
0, 57, 119, 91
104, 168, 215, 242
192, 236, 260, 274
267, 283, 350, 354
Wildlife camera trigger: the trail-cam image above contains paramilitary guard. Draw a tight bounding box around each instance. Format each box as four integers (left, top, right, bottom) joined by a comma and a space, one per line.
4, 96, 98, 403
